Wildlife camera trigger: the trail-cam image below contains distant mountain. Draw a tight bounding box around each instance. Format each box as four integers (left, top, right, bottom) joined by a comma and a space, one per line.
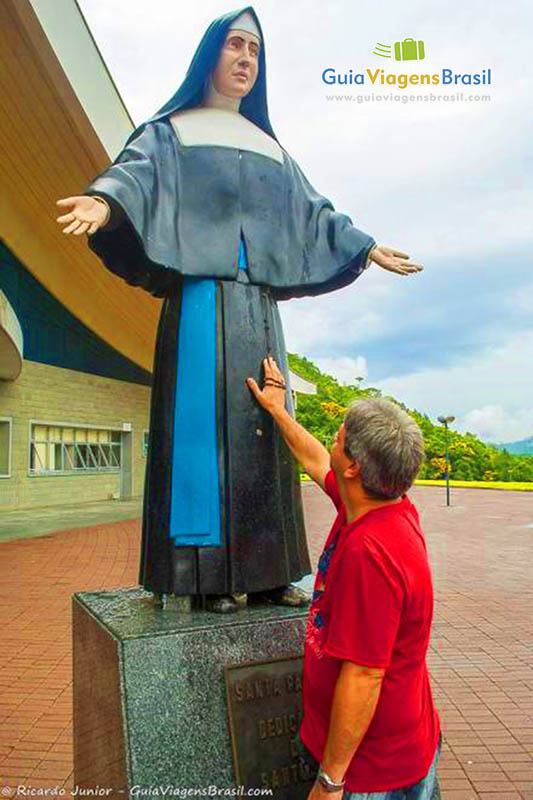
493, 437, 533, 456
288, 352, 533, 481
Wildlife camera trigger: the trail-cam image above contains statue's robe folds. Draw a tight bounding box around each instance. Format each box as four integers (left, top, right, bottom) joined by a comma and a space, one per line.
87, 118, 375, 596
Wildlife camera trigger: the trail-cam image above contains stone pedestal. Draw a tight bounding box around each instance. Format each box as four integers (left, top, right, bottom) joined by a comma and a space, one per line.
72, 587, 309, 797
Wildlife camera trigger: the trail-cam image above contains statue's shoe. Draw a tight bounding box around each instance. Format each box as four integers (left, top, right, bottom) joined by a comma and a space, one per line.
204, 594, 239, 614
249, 584, 311, 607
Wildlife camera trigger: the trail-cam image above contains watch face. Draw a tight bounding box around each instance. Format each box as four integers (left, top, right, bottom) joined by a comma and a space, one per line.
317, 774, 343, 793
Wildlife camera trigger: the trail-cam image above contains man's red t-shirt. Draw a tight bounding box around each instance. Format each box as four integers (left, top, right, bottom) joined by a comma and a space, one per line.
300, 470, 440, 792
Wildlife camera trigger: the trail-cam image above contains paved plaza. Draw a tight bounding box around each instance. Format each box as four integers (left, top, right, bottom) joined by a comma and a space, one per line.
0, 484, 532, 799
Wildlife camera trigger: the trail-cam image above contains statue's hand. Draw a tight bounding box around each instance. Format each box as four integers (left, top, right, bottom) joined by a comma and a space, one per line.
247, 356, 287, 416
369, 245, 423, 276
56, 195, 109, 236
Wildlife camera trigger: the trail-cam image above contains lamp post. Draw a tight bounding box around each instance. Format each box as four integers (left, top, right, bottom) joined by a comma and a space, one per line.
437, 415, 455, 507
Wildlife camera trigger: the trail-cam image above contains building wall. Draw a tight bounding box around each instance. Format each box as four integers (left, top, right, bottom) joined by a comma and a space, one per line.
0, 241, 151, 386
0, 360, 150, 511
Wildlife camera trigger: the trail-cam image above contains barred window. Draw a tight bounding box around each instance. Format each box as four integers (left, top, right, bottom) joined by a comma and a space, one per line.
0, 418, 12, 477
30, 424, 122, 475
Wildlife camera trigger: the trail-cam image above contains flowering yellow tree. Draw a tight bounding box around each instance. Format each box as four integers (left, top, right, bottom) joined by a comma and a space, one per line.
428, 457, 450, 479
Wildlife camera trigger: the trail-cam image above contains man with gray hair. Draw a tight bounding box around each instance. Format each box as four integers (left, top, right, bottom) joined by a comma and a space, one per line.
248, 357, 441, 799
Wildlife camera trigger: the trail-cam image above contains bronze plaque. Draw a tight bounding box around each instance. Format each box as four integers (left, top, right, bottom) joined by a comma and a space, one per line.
225, 656, 315, 799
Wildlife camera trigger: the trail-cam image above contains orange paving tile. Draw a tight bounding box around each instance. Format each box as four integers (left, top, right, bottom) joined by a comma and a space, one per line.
0, 485, 532, 798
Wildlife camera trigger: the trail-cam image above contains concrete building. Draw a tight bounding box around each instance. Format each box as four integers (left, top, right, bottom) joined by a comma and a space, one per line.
0, 0, 158, 512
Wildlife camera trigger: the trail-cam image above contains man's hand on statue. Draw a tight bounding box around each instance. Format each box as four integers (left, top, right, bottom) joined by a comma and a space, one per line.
369, 245, 424, 276
246, 356, 286, 415
56, 195, 109, 236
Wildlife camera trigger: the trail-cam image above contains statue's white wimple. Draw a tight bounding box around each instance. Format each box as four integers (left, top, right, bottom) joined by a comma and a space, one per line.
228, 11, 261, 39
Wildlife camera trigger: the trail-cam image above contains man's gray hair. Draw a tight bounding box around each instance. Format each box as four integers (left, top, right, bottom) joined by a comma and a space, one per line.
343, 398, 425, 499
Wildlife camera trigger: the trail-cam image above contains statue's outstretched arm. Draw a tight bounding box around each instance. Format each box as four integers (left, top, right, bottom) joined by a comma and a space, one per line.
368, 245, 424, 276
56, 195, 110, 236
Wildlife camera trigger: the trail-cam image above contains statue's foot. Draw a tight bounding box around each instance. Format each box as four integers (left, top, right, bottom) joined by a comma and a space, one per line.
249, 585, 311, 608
204, 594, 239, 614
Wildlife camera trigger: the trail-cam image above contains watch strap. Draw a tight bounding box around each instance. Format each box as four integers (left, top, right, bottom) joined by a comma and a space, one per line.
317, 767, 345, 792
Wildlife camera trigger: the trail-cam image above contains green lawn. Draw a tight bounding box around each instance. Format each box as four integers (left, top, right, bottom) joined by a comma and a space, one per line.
301, 475, 533, 491
415, 479, 533, 492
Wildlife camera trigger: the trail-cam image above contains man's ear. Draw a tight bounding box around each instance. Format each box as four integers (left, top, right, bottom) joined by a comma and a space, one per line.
343, 461, 361, 481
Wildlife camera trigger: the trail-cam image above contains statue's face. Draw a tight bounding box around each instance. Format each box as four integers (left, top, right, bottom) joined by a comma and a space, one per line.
212, 29, 260, 98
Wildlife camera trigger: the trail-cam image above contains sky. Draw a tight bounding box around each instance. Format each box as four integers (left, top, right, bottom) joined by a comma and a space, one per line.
77, 0, 533, 443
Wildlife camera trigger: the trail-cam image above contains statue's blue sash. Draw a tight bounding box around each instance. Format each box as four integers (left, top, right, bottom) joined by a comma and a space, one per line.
169, 239, 247, 546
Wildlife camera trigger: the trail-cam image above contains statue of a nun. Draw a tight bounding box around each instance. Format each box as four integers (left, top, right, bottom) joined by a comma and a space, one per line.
57, 7, 422, 613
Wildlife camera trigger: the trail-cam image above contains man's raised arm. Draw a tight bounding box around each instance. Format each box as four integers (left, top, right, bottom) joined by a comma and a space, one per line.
247, 357, 330, 490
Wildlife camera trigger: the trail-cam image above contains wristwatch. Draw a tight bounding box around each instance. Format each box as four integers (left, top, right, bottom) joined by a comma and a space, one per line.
316, 767, 345, 793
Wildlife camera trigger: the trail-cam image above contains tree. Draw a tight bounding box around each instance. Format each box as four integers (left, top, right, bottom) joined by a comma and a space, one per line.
288, 353, 531, 483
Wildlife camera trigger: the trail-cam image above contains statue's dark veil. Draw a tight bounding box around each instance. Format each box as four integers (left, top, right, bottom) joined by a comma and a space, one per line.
125, 6, 277, 147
